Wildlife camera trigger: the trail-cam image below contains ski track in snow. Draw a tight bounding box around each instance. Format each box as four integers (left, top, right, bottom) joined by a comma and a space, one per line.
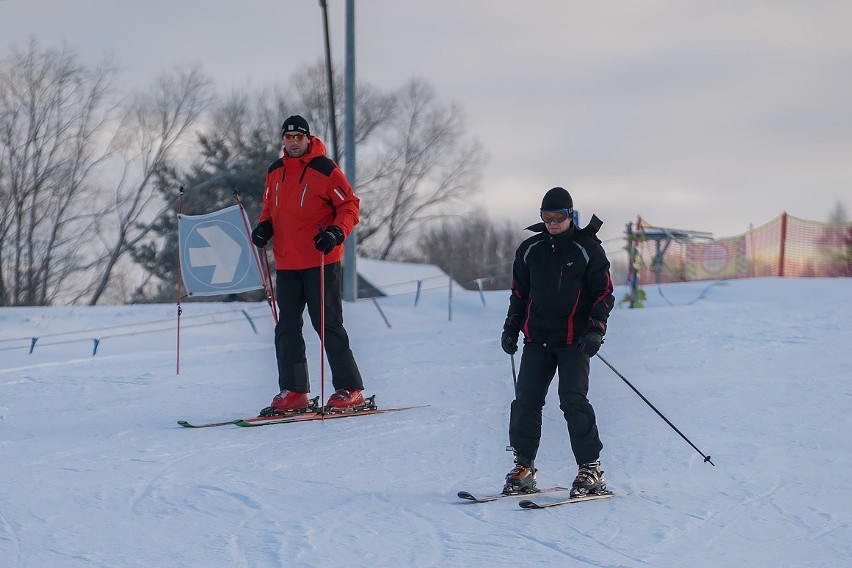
0, 506, 21, 568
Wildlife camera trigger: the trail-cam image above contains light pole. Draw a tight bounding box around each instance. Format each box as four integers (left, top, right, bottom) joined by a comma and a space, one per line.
342, 0, 358, 301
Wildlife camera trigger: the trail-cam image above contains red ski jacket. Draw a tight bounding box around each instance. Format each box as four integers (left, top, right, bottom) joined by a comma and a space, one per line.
259, 137, 359, 270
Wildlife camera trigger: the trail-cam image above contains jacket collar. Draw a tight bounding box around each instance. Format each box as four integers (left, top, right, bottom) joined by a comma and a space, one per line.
283, 135, 327, 165
526, 222, 576, 240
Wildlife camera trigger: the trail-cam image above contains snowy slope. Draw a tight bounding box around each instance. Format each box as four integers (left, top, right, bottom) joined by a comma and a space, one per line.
1, 277, 850, 567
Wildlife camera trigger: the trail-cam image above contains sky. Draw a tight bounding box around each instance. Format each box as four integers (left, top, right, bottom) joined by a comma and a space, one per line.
2, 0, 851, 244
1, 270, 850, 566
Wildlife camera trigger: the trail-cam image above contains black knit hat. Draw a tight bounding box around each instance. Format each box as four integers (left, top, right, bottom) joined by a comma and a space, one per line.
540, 187, 573, 210
281, 115, 310, 137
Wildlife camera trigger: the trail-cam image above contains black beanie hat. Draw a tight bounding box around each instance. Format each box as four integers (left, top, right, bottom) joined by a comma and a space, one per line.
541, 187, 573, 210
281, 115, 310, 137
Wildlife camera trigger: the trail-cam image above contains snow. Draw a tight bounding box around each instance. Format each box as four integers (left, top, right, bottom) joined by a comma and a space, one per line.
1, 276, 850, 567
356, 257, 455, 296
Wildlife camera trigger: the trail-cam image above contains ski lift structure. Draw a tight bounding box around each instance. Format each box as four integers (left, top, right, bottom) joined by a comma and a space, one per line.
640, 225, 714, 283
625, 221, 714, 307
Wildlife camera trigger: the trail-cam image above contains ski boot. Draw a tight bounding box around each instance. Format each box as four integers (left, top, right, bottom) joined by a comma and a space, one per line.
324, 389, 367, 412
502, 457, 537, 495
570, 459, 606, 498
259, 390, 315, 417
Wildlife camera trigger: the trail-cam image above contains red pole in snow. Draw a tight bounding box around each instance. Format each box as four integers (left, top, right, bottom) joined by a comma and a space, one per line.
176, 187, 185, 375
320, 252, 326, 419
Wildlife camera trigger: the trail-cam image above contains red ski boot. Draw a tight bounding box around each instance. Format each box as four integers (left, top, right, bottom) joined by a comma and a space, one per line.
324, 389, 365, 412
269, 390, 310, 413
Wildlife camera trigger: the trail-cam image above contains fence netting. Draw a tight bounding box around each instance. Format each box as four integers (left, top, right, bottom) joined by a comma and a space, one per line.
630, 213, 852, 285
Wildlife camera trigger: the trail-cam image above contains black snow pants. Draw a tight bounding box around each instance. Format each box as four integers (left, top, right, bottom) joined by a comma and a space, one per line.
274, 262, 363, 393
509, 342, 603, 466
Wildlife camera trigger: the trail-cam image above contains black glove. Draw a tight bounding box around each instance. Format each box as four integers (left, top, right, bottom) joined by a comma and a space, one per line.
578, 320, 606, 356
251, 220, 273, 248
501, 329, 519, 355
313, 225, 344, 254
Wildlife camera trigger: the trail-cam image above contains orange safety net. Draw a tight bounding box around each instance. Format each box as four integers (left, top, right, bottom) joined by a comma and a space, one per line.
631, 214, 852, 285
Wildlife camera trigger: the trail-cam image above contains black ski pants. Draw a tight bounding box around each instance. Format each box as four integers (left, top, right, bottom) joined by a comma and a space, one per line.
509, 342, 603, 466
274, 262, 363, 393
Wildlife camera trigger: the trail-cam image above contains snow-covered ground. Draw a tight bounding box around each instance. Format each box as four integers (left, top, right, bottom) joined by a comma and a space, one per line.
1, 277, 850, 567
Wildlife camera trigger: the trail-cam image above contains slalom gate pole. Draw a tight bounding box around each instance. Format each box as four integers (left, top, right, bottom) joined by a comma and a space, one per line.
260, 250, 278, 324
320, 252, 326, 419
596, 354, 715, 466
234, 190, 277, 324
175, 186, 185, 376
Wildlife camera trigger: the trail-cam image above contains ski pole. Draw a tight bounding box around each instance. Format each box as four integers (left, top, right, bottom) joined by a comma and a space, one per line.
261, 247, 278, 324
596, 354, 715, 466
319, 252, 326, 418
506, 352, 519, 454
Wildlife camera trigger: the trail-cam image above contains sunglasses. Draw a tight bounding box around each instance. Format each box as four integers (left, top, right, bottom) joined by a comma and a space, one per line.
540, 209, 573, 224
283, 133, 307, 142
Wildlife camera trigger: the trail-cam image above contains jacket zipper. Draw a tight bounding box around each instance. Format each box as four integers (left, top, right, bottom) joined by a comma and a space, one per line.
300, 184, 308, 207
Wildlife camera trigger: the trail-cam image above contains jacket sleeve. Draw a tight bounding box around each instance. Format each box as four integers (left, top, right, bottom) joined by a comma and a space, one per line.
505, 244, 530, 333
258, 168, 276, 224
326, 168, 360, 237
585, 242, 615, 334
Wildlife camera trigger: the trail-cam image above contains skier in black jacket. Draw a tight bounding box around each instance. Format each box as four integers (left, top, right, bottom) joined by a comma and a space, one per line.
501, 187, 615, 497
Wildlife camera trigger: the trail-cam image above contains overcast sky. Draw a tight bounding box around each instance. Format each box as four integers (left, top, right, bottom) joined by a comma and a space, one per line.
3, 0, 851, 243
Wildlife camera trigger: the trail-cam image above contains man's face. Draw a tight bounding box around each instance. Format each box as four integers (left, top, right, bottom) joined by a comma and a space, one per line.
283, 132, 310, 158
540, 209, 573, 235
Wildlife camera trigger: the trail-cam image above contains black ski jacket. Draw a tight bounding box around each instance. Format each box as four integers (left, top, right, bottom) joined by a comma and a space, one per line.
505, 221, 614, 347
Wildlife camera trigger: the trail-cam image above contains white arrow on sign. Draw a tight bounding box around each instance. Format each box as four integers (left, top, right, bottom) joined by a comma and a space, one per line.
188, 225, 243, 284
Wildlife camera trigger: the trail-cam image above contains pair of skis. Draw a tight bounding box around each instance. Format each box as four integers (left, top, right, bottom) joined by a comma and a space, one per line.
458, 486, 614, 509
178, 395, 427, 429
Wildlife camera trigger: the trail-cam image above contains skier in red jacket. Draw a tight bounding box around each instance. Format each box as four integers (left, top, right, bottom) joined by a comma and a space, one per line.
251, 115, 365, 414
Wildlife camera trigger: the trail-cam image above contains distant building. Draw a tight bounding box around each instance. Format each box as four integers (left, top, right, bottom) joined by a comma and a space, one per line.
355, 257, 457, 299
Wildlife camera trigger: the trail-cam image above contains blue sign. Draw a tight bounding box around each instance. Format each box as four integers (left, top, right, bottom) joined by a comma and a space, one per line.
178, 205, 264, 296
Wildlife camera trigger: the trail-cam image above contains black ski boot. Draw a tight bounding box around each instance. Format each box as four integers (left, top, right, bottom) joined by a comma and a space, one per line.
571, 459, 605, 497
503, 457, 537, 495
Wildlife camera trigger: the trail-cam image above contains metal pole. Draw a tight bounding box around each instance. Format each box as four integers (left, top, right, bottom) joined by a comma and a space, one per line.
318, 0, 340, 163
342, 0, 358, 301
596, 354, 715, 466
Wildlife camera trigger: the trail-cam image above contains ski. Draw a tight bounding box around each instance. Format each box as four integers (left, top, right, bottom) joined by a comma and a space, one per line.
234, 403, 428, 427
178, 413, 307, 428
518, 490, 614, 509
457, 486, 569, 504
178, 397, 321, 428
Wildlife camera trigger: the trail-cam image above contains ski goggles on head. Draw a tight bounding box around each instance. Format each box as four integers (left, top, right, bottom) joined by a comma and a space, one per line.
540, 209, 573, 224
283, 133, 307, 142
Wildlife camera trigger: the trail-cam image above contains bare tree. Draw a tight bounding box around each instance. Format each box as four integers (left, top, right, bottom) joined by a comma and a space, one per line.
827, 201, 848, 224
127, 89, 288, 303
822, 200, 852, 277
290, 61, 396, 164
0, 39, 115, 306
85, 65, 213, 305
414, 216, 520, 290
356, 78, 486, 259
